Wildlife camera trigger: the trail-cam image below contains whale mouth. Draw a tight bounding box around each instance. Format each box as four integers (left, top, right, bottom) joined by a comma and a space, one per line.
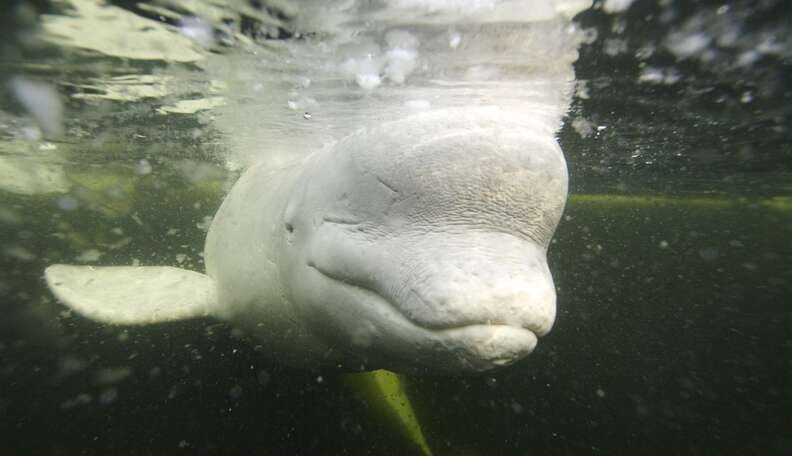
307, 262, 542, 368
434, 324, 539, 367
308, 262, 541, 332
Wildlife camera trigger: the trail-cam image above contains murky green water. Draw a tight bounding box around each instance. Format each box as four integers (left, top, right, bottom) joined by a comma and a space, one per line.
1, 1, 790, 455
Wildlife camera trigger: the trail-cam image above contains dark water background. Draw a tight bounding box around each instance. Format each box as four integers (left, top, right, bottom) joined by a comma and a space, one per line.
1, 1, 791, 455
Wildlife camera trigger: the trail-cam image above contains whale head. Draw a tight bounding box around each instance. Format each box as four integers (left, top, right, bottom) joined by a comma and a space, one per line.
281, 109, 568, 373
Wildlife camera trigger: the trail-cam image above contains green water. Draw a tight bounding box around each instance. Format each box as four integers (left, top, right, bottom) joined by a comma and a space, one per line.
1, 1, 791, 455
1, 157, 788, 455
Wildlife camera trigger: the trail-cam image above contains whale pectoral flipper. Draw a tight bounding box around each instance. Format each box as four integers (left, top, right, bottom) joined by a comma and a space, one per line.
44, 265, 217, 325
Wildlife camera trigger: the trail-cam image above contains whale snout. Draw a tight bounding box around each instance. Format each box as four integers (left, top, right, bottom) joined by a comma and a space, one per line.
398, 256, 556, 338
410, 259, 556, 370
378, 231, 556, 337
385, 236, 557, 370
305, 228, 558, 371
304, 225, 559, 371
437, 324, 539, 369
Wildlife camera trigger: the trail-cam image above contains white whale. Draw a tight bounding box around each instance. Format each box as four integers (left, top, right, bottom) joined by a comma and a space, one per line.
45, 107, 568, 374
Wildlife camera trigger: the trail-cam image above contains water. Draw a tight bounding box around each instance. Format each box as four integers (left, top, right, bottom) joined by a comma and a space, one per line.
1, 0, 790, 455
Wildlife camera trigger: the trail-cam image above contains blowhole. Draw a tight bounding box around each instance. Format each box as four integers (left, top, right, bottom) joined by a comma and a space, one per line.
285, 222, 294, 233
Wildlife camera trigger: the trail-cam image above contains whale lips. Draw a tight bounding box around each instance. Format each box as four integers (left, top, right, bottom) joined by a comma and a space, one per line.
306, 227, 557, 370
394, 262, 556, 338
373, 231, 557, 337
436, 324, 539, 368
307, 259, 545, 370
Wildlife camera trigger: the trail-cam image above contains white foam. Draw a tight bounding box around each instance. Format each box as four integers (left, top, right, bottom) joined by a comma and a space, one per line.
384, 47, 419, 84
602, 0, 634, 13
201, 0, 593, 169
356, 73, 382, 90
667, 31, 712, 59
179, 16, 215, 48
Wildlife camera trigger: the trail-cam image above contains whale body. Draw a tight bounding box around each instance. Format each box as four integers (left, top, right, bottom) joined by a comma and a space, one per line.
45, 107, 568, 374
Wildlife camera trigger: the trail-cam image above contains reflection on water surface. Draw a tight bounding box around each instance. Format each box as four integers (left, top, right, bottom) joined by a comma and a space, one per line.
1, 0, 790, 455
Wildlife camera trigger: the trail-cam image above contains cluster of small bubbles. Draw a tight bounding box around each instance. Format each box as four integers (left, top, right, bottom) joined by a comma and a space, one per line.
575, 80, 590, 99
571, 118, 594, 138
664, 4, 791, 71
602, 0, 635, 14
603, 38, 628, 56
336, 29, 420, 91
196, 215, 213, 231
635, 43, 656, 60
190, 348, 202, 361
666, 31, 711, 60
638, 67, 681, 85
590, 125, 608, 140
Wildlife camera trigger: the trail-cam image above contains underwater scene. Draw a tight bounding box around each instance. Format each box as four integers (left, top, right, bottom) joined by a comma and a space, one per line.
0, 0, 790, 455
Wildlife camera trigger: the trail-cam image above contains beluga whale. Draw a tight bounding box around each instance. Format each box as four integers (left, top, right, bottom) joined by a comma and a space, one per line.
45, 107, 568, 374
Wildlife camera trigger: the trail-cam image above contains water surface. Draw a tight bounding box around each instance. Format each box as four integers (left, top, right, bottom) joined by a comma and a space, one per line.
1, 1, 790, 455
